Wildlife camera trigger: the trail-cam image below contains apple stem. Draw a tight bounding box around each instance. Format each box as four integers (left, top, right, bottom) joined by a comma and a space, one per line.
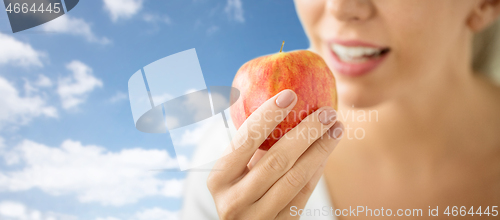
280, 41, 285, 53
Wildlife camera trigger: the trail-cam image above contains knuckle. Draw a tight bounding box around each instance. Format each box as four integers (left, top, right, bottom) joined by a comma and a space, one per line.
299, 179, 316, 196
263, 152, 289, 173
207, 172, 220, 193
217, 194, 243, 220
235, 134, 256, 152
219, 207, 237, 220
285, 166, 308, 188
218, 207, 237, 220
315, 140, 331, 155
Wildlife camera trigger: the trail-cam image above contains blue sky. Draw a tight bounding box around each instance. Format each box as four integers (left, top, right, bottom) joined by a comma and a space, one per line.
0, 0, 308, 219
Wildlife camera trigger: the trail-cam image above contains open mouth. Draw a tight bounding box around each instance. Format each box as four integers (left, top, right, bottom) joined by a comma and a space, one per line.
330, 44, 391, 63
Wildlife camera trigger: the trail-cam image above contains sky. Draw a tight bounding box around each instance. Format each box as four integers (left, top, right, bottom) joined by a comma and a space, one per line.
0, 0, 309, 219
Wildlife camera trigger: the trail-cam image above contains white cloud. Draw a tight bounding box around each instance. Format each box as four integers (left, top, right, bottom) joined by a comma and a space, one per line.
142, 13, 172, 25
35, 74, 53, 88
206, 26, 219, 36
96, 217, 121, 220
0, 33, 45, 67
134, 208, 178, 220
0, 137, 5, 150
23, 74, 53, 96
151, 92, 173, 106
57, 61, 103, 109
0, 201, 29, 220
225, 0, 244, 23
104, 0, 144, 22
41, 15, 110, 45
0, 139, 184, 206
0, 76, 57, 129
0, 201, 77, 220
95, 208, 179, 220
160, 179, 183, 197
109, 91, 128, 103
171, 116, 216, 147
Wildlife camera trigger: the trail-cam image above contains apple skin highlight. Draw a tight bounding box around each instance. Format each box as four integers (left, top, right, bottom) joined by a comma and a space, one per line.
230, 48, 338, 151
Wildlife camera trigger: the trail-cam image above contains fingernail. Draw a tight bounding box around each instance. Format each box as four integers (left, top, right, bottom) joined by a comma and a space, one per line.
328, 122, 344, 139
275, 90, 295, 108
319, 108, 337, 125
250, 159, 258, 169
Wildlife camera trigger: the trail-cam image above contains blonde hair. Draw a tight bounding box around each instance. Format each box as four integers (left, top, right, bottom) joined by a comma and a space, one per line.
473, 19, 500, 84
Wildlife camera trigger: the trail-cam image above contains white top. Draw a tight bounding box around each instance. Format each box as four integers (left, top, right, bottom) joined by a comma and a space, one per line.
180, 141, 338, 220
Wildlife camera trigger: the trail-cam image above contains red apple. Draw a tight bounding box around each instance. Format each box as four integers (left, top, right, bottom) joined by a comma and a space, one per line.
230, 42, 338, 151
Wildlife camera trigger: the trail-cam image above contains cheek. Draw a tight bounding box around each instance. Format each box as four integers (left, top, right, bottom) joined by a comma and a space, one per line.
295, 0, 326, 47
380, 0, 470, 57
379, 1, 461, 74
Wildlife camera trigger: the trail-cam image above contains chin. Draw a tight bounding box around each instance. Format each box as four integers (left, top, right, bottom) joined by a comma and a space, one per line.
336, 81, 387, 109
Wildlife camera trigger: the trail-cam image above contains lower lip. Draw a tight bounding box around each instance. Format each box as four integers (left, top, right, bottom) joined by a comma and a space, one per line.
327, 46, 389, 77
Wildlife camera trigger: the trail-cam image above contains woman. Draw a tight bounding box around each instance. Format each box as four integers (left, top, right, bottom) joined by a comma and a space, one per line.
182, 0, 500, 219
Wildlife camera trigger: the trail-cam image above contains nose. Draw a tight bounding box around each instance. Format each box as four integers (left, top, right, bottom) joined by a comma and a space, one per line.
327, 0, 374, 22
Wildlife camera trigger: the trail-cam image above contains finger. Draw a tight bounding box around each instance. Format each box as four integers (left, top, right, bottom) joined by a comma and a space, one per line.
276, 160, 327, 219
240, 107, 338, 201
256, 122, 344, 213
247, 149, 267, 170
209, 90, 297, 188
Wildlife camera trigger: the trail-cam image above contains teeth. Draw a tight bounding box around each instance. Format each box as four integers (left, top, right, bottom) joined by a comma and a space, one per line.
331, 44, 385, 63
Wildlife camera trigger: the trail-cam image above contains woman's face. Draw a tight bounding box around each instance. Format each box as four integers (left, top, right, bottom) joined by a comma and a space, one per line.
295, 0, 478, 107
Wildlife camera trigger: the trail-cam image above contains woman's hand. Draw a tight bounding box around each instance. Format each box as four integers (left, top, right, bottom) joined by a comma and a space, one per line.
207, 89, 344, 220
